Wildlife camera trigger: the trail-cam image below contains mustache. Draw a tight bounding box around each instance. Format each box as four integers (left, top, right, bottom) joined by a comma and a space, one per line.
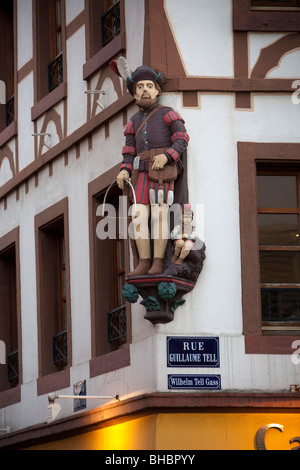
135, 97, 158, 109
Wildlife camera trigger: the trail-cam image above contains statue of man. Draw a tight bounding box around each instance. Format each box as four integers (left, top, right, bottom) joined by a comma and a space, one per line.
111, 61, 190, 276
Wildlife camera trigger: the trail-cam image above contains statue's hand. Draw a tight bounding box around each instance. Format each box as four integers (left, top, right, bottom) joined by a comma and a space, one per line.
152, 154, 168, 170
116, 170, 130, 190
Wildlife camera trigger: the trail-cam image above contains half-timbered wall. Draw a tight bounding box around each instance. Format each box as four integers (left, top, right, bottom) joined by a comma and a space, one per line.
0, 0, 299, 440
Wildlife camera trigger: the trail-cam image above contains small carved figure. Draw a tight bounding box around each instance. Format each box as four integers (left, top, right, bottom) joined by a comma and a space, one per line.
170, 203, 197, 265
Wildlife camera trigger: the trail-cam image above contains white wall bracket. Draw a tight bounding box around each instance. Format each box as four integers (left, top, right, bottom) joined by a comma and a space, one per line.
0, 426, 11, 434
47, 393, 119, 423
85, 90, 106, 109
32, 133, 52, 149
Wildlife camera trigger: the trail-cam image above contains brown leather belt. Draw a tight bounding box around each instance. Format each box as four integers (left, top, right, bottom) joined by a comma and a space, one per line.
131, 146, 177, 192
137, 147, 168, 161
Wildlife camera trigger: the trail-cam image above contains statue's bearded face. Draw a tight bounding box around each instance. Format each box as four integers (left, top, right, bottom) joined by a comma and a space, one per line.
134, 80, 159, 109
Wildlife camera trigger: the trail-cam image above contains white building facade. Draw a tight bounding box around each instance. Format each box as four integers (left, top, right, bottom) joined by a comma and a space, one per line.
0, 0, 299, 450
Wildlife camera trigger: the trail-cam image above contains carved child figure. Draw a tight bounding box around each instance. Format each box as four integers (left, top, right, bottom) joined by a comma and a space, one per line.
170, 203, 197, 265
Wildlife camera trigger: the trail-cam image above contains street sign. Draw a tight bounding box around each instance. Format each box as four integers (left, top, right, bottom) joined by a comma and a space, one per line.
167, 336, 220, 368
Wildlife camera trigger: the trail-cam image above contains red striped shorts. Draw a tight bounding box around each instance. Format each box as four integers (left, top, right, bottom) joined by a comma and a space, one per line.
134, 171, 171, 205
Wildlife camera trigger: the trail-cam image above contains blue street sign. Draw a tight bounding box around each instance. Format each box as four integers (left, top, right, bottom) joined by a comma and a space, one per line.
167, 337, 220, 368
168, 374, 221, 390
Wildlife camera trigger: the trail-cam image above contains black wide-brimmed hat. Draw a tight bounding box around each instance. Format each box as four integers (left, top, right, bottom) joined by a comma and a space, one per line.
110, 58, 164, 96
126, 65, 164, 96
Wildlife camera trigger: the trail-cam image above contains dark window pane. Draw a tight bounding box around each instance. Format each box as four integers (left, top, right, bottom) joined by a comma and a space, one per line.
260, 251, 300, 283
261, 288, 300, 323
102, 1, 120, 46
118, 239, 125, 269
252, 0, 297, 5
257, 175, 298, 208
258, 214, 300, 246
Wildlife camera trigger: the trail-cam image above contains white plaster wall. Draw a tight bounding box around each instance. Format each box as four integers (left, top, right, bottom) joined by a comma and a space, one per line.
0, 158, 13, 186
1, 0, 300, 435
125, 0, 145, 71
155, 92, 300, 393
66, 26, 87, 135
0, 100, 161, 430
249, 33, 286, 75
34, 103, 64, 155
19, 191, 39, 385
1, 92, 299, 433
17, 0, 33, 70
249, 32, 300, 78
67, 143, 92, 367
93, 77, 119, 116
156, 334, 300, 393
65, 0, 85, 25
268, 50, 300, 78
0, 140, 17, 187
17, 74, 35, 171
165, 0, 233, 77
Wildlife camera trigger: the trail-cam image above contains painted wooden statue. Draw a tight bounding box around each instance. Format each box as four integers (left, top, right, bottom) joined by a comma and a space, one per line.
110, 58, 205, 323
110, 58, 190, 276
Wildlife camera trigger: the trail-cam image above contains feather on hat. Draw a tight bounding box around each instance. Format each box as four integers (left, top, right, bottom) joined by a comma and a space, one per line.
110, 56, 131, 82
110, 57, 164, 96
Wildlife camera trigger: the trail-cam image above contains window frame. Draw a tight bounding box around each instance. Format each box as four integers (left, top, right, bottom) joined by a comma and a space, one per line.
0, 0, 16, 134
35, 198, 71, 395
251, 0, 300, 8
32, 0, 67, 120
94, 187, 127, 350
101, 0, 121, 47
238, 142, 300, 354
0, 227, 21, 402
233, 0, 300, 31
257, 167, 300, 331
83, 0, 125, 81
88, 164, 131, 378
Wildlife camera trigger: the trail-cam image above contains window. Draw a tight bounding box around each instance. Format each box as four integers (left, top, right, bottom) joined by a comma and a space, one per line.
35, 0, 64, 100
87, 0, 121, 58
234, 0, 300, 32
238, 142, 300, 354
89, 167, 131, 376
102, 0, 121, 47
48, 0, 63, 92
35, 199, 71, 378
0, 0, 14, 131
93, 184, 127, 356
252, 0, 300, 7
84, 0, 125, 81
0, 230, 20, 393
257, 166, 300, 334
